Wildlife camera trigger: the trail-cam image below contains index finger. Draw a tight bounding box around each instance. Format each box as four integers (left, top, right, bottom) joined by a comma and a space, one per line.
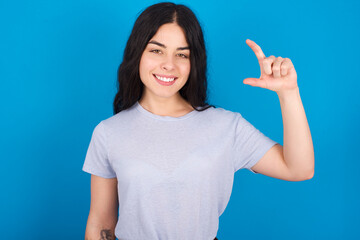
246, 39, 266, 60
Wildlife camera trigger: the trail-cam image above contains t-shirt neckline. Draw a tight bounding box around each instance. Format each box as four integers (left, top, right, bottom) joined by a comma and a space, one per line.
134, 101, 199, 121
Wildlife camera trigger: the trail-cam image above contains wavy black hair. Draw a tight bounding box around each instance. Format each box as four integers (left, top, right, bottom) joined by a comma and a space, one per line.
113, 2, 215, 114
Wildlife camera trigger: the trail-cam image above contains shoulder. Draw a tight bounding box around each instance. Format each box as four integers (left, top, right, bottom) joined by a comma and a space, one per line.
92, 105, 138, 137
197, 105, 242, 128
102, 105, 137, 127
204, 105, 242, 120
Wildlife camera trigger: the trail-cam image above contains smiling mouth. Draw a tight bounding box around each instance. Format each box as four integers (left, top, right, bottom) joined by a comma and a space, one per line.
153, 74, 177, 82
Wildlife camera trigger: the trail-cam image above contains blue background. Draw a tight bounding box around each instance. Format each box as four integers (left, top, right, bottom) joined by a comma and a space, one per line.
1, 0, 359, 239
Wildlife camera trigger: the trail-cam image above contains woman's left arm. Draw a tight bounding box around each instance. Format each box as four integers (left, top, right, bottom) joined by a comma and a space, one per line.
242, 39, 314, 181
277, 86, 314, 179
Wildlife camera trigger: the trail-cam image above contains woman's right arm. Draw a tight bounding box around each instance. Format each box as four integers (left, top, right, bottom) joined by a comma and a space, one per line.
85, 175, 118, 240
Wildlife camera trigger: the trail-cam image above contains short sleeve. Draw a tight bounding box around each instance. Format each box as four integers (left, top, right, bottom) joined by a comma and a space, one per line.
82, 121, 117, 178
232, 113, 278, 174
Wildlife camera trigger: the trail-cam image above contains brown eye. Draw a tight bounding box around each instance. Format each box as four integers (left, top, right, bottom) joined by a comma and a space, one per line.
150, 49, 162, 54
177, 53, 189, 58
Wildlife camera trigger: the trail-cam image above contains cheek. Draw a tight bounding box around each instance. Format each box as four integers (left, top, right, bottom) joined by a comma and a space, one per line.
139, 55, 156, 78
178, 61, 191, 77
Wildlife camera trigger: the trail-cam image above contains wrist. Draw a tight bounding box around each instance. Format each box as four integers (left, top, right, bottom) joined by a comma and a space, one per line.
276, 86, 300, 101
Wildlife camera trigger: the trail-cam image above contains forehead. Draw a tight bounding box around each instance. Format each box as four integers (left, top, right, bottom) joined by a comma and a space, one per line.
150, 23, 188, 48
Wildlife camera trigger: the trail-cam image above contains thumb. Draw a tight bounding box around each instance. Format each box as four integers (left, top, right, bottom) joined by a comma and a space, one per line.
243, 78, 259, 86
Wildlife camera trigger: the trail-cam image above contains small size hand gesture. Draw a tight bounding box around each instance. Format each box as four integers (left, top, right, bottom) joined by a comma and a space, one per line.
243, 39, 298, 95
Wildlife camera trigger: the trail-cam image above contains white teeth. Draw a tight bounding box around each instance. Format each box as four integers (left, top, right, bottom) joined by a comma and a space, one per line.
155, 74, 175, 82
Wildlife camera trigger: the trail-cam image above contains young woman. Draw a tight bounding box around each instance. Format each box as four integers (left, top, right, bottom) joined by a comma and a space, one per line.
82, 2, 314, 240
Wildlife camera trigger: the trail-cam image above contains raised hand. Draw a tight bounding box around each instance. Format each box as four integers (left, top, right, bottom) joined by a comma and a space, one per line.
243, 39, 298, 95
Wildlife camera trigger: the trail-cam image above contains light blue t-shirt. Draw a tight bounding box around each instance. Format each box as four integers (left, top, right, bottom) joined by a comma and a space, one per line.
82, 101, 278, 240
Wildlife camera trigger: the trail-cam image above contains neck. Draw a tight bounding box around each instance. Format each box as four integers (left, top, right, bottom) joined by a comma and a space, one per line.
138, 94, 194, 117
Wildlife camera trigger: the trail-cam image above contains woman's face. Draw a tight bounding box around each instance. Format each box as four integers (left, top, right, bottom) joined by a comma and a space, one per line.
139, 23, 191, 101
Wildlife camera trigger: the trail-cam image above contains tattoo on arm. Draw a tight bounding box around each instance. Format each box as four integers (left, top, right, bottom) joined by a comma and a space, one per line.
99, 229, 115, 240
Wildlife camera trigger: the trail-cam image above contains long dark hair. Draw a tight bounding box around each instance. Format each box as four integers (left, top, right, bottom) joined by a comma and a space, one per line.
113, 2, 215, 115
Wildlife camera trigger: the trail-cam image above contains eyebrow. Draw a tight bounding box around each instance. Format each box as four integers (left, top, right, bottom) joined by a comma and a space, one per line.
148, 40, 190, 51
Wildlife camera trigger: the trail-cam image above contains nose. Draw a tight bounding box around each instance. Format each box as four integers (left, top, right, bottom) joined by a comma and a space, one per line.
160, 56, 175, 71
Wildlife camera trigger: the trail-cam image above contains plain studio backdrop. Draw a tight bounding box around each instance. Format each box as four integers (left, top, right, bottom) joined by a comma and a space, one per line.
1, 0, 359, 239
